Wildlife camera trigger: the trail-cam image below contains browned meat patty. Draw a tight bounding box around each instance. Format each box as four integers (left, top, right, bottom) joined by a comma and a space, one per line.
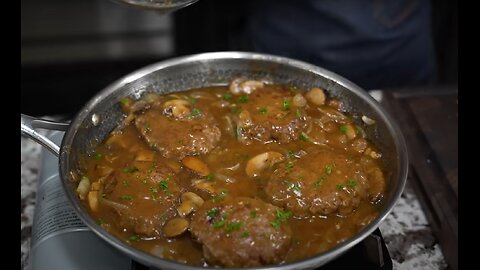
232, 85, 310, 144
101, 161, 181, 237
134, 99, 221, 159
265, 148, 385, 217
189, 197, 293, 267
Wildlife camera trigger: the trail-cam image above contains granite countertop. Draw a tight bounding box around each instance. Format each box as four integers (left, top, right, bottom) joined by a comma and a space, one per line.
21, 134, 448, 270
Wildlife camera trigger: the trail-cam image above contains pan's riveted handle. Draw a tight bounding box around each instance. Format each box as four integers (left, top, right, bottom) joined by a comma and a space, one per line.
21, 114, 70, 157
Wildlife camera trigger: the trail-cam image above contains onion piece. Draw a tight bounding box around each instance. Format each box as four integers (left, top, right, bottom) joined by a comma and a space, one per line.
101, 198, 129, 211
317, 107, 348, 123
76, 176, 90, 200
362, 115, 376, 125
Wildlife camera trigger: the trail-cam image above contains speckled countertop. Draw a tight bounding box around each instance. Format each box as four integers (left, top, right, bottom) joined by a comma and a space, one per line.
21, 133, 448, 270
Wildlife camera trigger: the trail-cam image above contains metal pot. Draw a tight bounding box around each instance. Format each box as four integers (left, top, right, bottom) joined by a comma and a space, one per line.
21, 52, 408, 270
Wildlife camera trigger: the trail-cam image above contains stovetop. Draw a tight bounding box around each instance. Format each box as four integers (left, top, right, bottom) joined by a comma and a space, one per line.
30, 131, 392, 270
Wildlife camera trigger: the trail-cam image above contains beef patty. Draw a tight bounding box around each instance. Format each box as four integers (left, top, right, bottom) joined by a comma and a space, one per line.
265, 148, 385, 217
189, 197, 293, 267
134, 98, 221, 159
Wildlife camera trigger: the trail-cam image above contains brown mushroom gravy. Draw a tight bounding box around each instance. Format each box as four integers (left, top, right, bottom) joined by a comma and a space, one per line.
76, 80, 385, 267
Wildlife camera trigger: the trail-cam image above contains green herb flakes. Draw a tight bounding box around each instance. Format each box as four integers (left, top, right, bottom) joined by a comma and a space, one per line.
119, 195, 133, 201
347, 180, 357, 188
123, 166, 139, 173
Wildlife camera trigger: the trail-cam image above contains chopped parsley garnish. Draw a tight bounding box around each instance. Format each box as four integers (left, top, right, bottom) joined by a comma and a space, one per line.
206, 174, 215, 181
94, 153, 102, 160
129, 235, 140, 242
288, 182, 301, 193
258, 107, 268, 115
241, 230, 250, 238
149, 187, 158, 193
188, 108, 202, 119
159, 179, 169, 191
283, 100, 290, 110
223, 92, 232, 101
144, 123, 151, 132
123, 166, 139, 173
122, 180, 129, 187
238, 95, 249, 103
213, 190, 228, 203
250, 210, 257, 219
187, 96, 197, 104
347, 180, 357, 187
315, 176, 326, 187
325, 165, 332, 175
225, 222, 242, 232
207, 208, 219, 219
285, 162, 294, 172
340, 125, 348, 133
333, 162, 337, 168
98, 218, 105, 225
119, 195, 133, 201
336, 184, 344, 191
296, 110, 302, 118
287, 150, 295, 159
271, 210, 292, 229
231, 105, 242, 115
176, 140, 184, 145
213, 218, 226, 229
299, 132, 310, 142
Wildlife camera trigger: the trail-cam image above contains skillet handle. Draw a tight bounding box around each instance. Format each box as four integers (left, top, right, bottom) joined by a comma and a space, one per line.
21, 114, 69, 157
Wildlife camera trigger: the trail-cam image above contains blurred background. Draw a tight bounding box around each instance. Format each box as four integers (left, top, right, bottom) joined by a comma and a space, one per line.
21, 0, 457, 116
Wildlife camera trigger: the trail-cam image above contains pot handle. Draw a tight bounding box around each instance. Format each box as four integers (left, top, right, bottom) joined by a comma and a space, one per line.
21, 114, 70, 157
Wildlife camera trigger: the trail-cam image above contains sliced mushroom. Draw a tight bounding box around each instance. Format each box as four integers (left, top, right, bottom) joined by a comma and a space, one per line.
166, 160, 182, 173
135, 150, 155, 162
238, 110, 253, 125
182, 157, 210, 176
306, 87, 326, 106
229, 78, 265, 95
292, 93, 307, 107
245, 151, 285, 177
181, 192, 205, 207
192, 179, 216, 194
163, 218, 189, 237
163, 99, 191, 118
177, 200, 196, 217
